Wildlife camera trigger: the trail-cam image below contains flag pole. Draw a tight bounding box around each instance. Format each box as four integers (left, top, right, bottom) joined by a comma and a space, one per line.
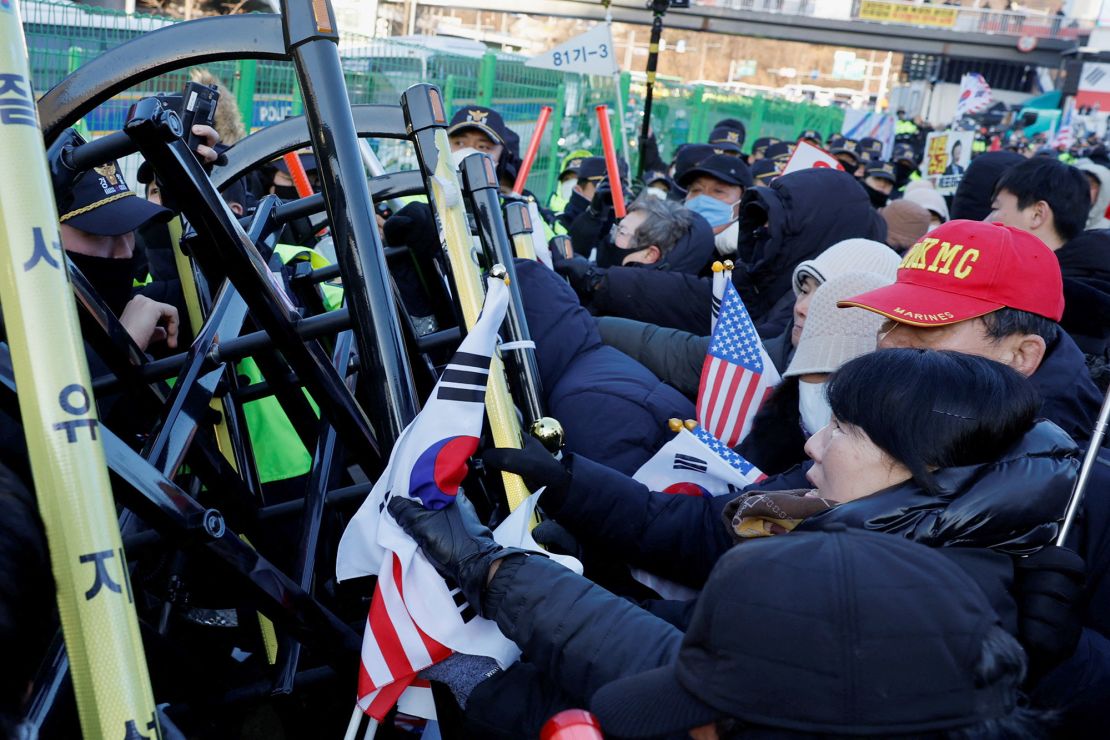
1056, 380, 1110, 546
638, 0, 670, 178
344, 705, 364, 740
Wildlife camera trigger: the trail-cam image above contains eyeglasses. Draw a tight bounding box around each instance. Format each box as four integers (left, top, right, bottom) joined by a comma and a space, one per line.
609, 223, 635, 243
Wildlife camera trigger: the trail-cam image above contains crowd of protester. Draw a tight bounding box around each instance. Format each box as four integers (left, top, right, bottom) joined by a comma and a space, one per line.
396, 103, 1110, 738
11, 70, 1110, 739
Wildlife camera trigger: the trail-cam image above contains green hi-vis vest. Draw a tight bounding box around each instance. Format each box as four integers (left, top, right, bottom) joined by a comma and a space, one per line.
241, 243, 344, 483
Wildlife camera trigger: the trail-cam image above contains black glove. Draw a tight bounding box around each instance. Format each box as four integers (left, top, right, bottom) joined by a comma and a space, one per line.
532, 520, 582, 559
1013, 545, 1086, 680
387, 493, 527, 617
552, 253, 606, 302
482, 436, 572, 512
589, 178, 614, 216
383, 202, 441, 259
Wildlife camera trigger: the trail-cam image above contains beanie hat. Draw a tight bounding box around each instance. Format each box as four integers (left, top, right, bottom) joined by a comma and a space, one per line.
903, 186, 949, 222
880, 199, 933, 252
903, 179, 934, 195
792, 238, 900, 295
785, 272, 891, 377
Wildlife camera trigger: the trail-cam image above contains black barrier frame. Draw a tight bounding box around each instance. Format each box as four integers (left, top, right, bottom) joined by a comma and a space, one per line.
23, 1, 549, 733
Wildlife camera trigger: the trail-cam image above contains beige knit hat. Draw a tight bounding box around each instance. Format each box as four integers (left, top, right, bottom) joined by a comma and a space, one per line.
903, 187, 949, 222
792, 239, 901, 296
785, 272, 892, 378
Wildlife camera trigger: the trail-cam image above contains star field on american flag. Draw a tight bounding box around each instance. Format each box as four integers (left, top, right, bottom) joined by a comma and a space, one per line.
697, 280, 780, 447
708, 289, 763, 371
693, 425, 759, 478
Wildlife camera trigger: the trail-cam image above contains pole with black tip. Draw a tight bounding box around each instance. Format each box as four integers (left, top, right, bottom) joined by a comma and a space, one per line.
638, 0, 670, 178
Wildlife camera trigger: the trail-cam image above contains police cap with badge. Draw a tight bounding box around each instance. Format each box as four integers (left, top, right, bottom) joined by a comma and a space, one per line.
708, 126, 745, 156
448, 106, 511, 149
55, 151, 172, 236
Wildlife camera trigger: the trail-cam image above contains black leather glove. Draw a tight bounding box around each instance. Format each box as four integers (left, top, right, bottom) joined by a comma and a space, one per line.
1013, 545, 1086, 680
387, 493, 527, 617
482, 436, 572, 512
383, 202, 441, 260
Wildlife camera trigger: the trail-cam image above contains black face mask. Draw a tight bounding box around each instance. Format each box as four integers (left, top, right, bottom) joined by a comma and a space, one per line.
894, 161, 916, 186
66, 251, 136, 316
861, 181, 890, 209
273, 185, 300, 201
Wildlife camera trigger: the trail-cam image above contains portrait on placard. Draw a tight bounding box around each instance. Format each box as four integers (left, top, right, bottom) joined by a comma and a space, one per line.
923, 130, 973, 195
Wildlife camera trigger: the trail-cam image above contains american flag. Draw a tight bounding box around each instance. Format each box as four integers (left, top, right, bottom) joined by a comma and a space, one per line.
337, 277, 520, 721
1053, 102, 1074, 149
955, 73, 992, 119
696, 280, 780, 447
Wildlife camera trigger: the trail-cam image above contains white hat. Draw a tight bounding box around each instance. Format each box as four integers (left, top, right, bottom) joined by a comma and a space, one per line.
785, 272, 893, 378
903, 187, 950, 223
792, 239, 901, 296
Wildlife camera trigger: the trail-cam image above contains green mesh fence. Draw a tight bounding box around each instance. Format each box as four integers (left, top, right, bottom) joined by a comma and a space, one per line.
22, 0, 844, 202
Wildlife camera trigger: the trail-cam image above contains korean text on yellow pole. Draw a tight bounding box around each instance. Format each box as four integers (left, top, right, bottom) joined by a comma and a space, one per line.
0, 3, 158, 737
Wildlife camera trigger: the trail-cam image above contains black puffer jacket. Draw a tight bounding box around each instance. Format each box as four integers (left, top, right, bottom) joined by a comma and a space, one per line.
1056, 230, 1110, 359
462, 422, 1077, 738
547, 420, 1078, 589
593, 169, 887, 335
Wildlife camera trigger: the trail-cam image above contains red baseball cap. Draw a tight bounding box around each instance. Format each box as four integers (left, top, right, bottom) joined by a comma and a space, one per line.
837, 220, 1063, 326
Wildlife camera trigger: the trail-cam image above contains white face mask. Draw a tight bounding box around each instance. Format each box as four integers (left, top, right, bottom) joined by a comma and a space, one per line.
714, 219, 740, 256
450, 147, 483, 170
798, 380, 832, 437
559, 180, 576, 202
644, 186, 669, 200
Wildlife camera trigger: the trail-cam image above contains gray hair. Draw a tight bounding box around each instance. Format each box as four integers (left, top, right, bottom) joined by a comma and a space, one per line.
627, 196, 694, 256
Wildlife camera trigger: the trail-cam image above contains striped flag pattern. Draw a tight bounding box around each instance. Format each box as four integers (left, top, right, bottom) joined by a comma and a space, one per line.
1053, 102, 1074, 149
696, 280, 780, 447
337, 277, 521, 721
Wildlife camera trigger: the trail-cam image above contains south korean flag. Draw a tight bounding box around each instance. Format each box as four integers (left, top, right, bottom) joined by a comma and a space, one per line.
631, 420, 766, 600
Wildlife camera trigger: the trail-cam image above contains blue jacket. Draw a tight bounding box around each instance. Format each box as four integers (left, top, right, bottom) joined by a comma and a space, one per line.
518, 260, 695, 475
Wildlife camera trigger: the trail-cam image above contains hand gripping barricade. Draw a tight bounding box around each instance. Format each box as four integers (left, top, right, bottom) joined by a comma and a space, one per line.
16, 0, 555, 732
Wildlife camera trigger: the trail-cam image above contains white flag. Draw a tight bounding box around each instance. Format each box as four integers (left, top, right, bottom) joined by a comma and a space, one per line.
780, 141, 845, 177
526, 23, 618, 76
631, 423, 765, 599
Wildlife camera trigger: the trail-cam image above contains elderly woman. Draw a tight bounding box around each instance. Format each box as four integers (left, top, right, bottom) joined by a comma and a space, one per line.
391, 349, 1079, 737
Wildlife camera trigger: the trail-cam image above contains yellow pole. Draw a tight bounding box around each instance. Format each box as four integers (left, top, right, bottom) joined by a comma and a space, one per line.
425, 128, 531, 510
0, 2, 158, 736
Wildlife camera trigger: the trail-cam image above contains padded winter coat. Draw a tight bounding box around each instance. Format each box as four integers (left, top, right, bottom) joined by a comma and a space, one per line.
548, 420, 1078, 590
517, 260, 695, 475
593, 168, 887, 336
